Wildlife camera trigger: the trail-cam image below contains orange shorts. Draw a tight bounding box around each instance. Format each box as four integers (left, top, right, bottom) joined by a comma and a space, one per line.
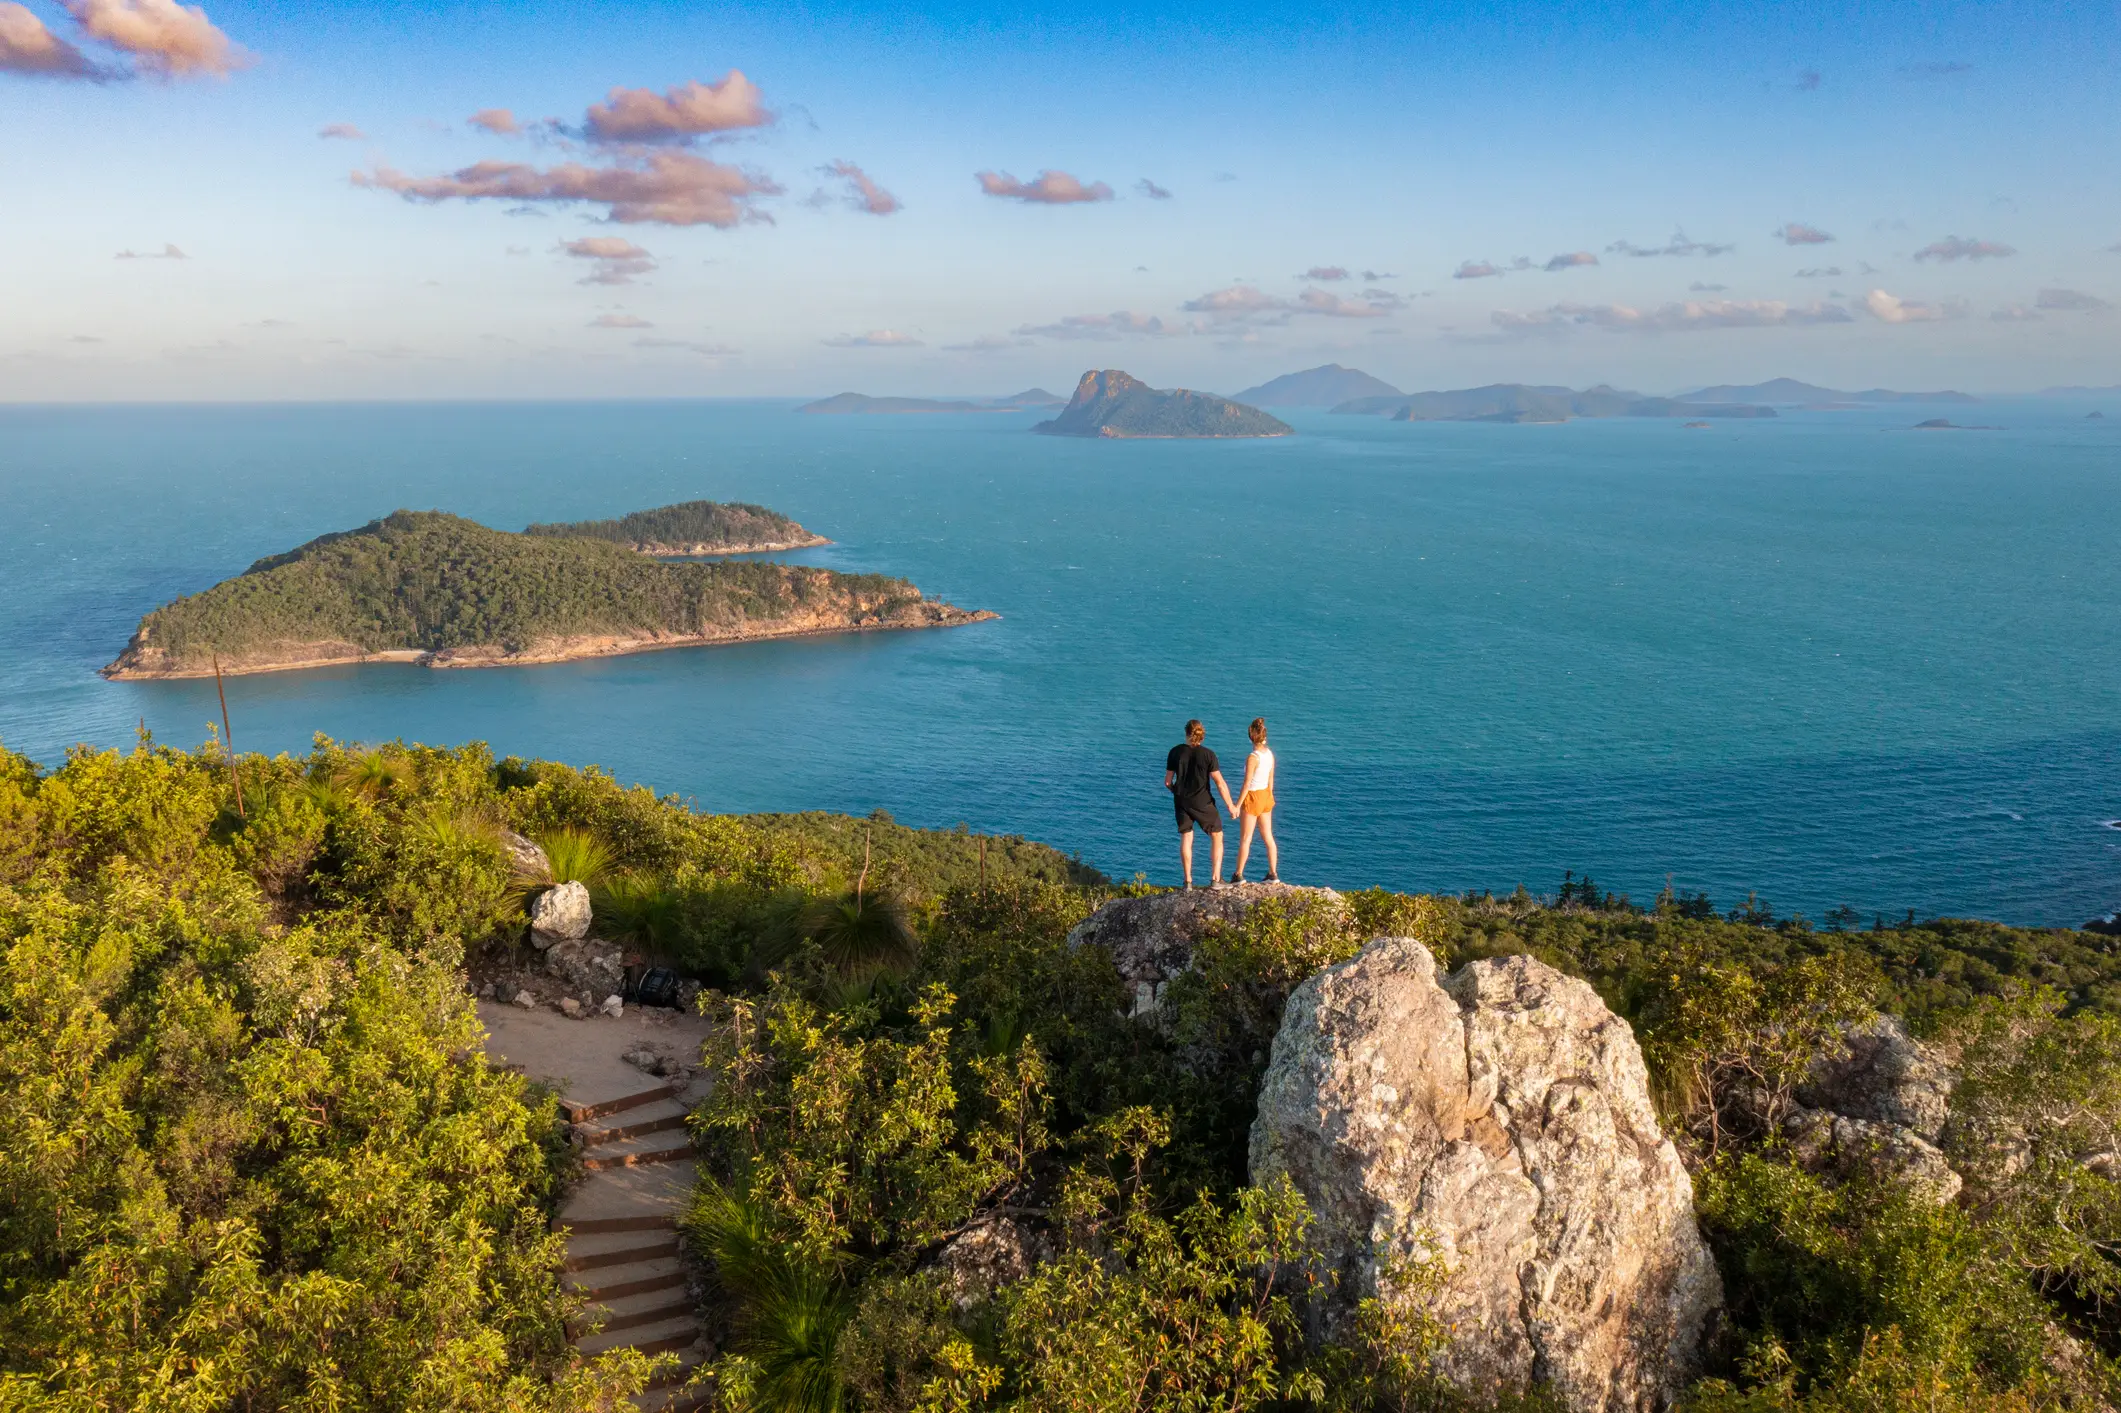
1239, 788, 1275, 816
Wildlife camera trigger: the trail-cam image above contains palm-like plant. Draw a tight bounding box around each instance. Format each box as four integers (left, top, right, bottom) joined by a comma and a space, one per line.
802, 888, 918, 981
336, 748, 409, 801
594, 874, 682, 952
529, 827, 613, 888
686, 1182, 851, 1413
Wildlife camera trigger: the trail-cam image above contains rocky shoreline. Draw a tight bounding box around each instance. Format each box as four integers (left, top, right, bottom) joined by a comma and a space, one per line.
101, 600, 996, 680
633, 533, 831, 556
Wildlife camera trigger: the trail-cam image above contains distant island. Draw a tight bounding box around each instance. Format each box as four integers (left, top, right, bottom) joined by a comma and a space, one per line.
1035, 370, 1293, 439
1684, 378, 1977, 405
797, 389, 1064, 415
103, 509, 992, 680
522, 500, 828, 555
1232, 364, 1401, 407
1912, 418, 2002, 431
1332, 384, 1777, 423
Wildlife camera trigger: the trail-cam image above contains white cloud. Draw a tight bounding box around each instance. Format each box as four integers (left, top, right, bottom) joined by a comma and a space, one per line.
1863, 288, 1960, 323
823, 330, 922, 347
1492, 297, 1853, 335
1913, 236, 2015, 263
1013, 311, 1177, 340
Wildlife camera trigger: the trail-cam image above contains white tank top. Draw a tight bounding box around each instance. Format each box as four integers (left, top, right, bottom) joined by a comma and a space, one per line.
1243, 747, 1275, 794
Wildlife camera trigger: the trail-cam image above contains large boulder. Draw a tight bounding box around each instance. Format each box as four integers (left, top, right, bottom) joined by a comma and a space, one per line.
1251, 938, 1720, 1413
529, 880, 592, 948
1797, 1014, 1954, 1141
1067, 883, 1342, 1020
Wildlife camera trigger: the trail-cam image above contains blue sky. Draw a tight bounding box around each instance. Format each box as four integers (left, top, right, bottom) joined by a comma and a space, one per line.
3, 0, 2117, 398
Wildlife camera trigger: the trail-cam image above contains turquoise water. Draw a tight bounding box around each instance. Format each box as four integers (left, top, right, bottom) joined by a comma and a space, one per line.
3, 399, 2117, 925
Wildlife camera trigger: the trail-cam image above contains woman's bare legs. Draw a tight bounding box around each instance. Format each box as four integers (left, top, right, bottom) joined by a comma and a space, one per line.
1232, 812, 1259, 881
1258, 812, 1278, 879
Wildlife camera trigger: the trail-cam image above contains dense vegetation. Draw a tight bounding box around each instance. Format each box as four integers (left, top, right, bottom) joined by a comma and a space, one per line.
523, 501, 824, 551
110, 510, 935, 673
2, 733, 2116, 1410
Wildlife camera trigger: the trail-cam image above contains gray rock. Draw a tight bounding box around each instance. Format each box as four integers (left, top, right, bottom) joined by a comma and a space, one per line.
1251, 938, 1720, 1413
558, 996, 584, 1019
931, 1214, 1053, 1310
600, 994, 625, 1018
1798, 1015, 1954, 1142
544, 937, 626, 995
674, 978, 702, 1013
1784, 1107, 1963, 1204
1066, 884, 1343, 1020
511, 989, 537, 1010
529, 880, 592, 947
501, 829, 550, 880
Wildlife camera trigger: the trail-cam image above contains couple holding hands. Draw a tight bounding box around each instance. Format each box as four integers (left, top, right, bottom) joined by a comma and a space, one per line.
1162, 716, 1279, 890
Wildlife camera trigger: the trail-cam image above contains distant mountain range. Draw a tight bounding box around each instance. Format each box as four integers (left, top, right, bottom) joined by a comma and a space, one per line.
2042, 385, 2121, 396
1331, 384, 1777, 423
796, 388, 1064, 415
1682, 378, 1977, 405
1232, 364, 1401, 407
1035, 370, 1293, 439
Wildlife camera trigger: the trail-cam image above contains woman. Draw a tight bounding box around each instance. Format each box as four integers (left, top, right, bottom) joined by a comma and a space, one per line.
1230, 717, 1279, 884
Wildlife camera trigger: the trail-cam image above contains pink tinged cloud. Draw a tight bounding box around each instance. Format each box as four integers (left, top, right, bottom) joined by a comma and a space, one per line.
563, 236, 656, 285
1453, 260, 1502, 280
1863, 289, 1956, 323
975, 169, 1114, 204
583, 72, 770, 144
1913, 235, 2015, 262
1543, 251, 1599, 271
468, 108, 521, 135
61, 0, 244, 78
824, 330, 921, 348
1304, 266, 1349, 281
2036, 288, 2110, 312
1774, 222, 1835, 245
823, 160, 900, 215
0, 2, 99, 75
590, 313, 654, 328
1492, 298, 1853, 333
1298, 287, 1395, 318
354, 151, 780, 227
1181, 285, 1284, 317
318, 122, 365, 140
1012, 311, 1174, 340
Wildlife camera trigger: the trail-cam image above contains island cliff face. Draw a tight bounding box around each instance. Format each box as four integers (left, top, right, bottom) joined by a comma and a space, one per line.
1035, 370, 1293, 439
103, 509, 992, 680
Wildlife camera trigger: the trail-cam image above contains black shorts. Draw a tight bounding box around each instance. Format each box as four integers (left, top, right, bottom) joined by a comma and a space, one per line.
1175, 798, 1222, 835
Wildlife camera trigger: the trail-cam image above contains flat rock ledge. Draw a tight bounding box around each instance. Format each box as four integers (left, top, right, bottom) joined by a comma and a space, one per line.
1250, 937, 1721, 1413
1067, 883, 1343, 1019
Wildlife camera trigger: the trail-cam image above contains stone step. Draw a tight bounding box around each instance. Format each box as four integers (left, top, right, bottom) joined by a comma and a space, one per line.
575, 1097, 690, 1147
583, 1130, 694, 1172
629, 1349, 711, 1411
579, 1313, 701, 1359
560, 1158, 696, 1235
588, 1285, 695, 1334
561, 1083, 675, 1125
565, 1230, 679, 1272
568, 1255, 687, 1300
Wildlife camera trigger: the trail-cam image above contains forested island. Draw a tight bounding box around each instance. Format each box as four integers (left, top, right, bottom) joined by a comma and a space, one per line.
3, 734, 2117, 1411
103, 508, 990, 679
522, 500, 828, 555
1036, 369, 1293, 438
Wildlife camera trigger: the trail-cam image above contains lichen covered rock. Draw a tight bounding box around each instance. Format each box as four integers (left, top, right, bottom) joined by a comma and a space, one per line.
529, 880, 592, 947
1250, 938, 1720, 1412
1066, 883, 1342, 1020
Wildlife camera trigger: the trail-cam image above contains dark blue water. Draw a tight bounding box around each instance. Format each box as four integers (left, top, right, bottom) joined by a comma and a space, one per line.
3, 400, 2116, 925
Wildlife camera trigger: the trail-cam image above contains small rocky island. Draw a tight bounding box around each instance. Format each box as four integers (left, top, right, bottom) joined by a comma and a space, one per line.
1035, 370, 1293, 439
104, 506, 992, 680
522, 499, 827, 555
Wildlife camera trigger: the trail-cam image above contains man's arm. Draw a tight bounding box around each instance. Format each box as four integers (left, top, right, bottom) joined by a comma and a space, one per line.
1211, 770, 1238, 814
1165, 769, 1177, 792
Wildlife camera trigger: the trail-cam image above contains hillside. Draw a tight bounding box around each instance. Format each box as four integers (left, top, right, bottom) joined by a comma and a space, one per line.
1686, 378, 1979, 404
4, 734, 2117, 1411
1035, 369, 1294, 438
521, 499, 827, 555
1232, 363, 1402, 406
103, 509, 991, 679
1333, 383, 1777, 422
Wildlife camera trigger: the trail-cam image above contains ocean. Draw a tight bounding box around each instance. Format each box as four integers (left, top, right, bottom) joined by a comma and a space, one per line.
3, 398, 2116, 926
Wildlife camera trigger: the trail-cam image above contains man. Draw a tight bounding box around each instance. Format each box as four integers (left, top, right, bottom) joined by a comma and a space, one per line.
1165, 719, 1239, 890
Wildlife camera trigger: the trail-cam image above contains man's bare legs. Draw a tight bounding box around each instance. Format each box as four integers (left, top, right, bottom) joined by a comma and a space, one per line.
1178, 826, 1226, 888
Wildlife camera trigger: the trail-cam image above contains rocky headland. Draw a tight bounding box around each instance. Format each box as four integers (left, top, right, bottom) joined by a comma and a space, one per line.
1035, 369, 1294, 438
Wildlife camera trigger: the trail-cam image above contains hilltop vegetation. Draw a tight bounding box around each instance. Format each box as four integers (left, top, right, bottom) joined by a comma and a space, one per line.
523, 499, 827, 553
3, 732, 2117, 1410
105, 510, 985, 678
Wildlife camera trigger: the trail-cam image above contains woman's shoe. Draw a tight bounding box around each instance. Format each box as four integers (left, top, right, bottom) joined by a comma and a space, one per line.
1264, 874, 1280, 884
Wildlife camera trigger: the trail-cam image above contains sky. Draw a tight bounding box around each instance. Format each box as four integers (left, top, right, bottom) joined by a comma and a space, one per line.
3, 0, 2118, 399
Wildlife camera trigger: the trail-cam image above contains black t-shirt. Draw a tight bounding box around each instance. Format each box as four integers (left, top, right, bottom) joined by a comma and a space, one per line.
1166, 743, 1219, 807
